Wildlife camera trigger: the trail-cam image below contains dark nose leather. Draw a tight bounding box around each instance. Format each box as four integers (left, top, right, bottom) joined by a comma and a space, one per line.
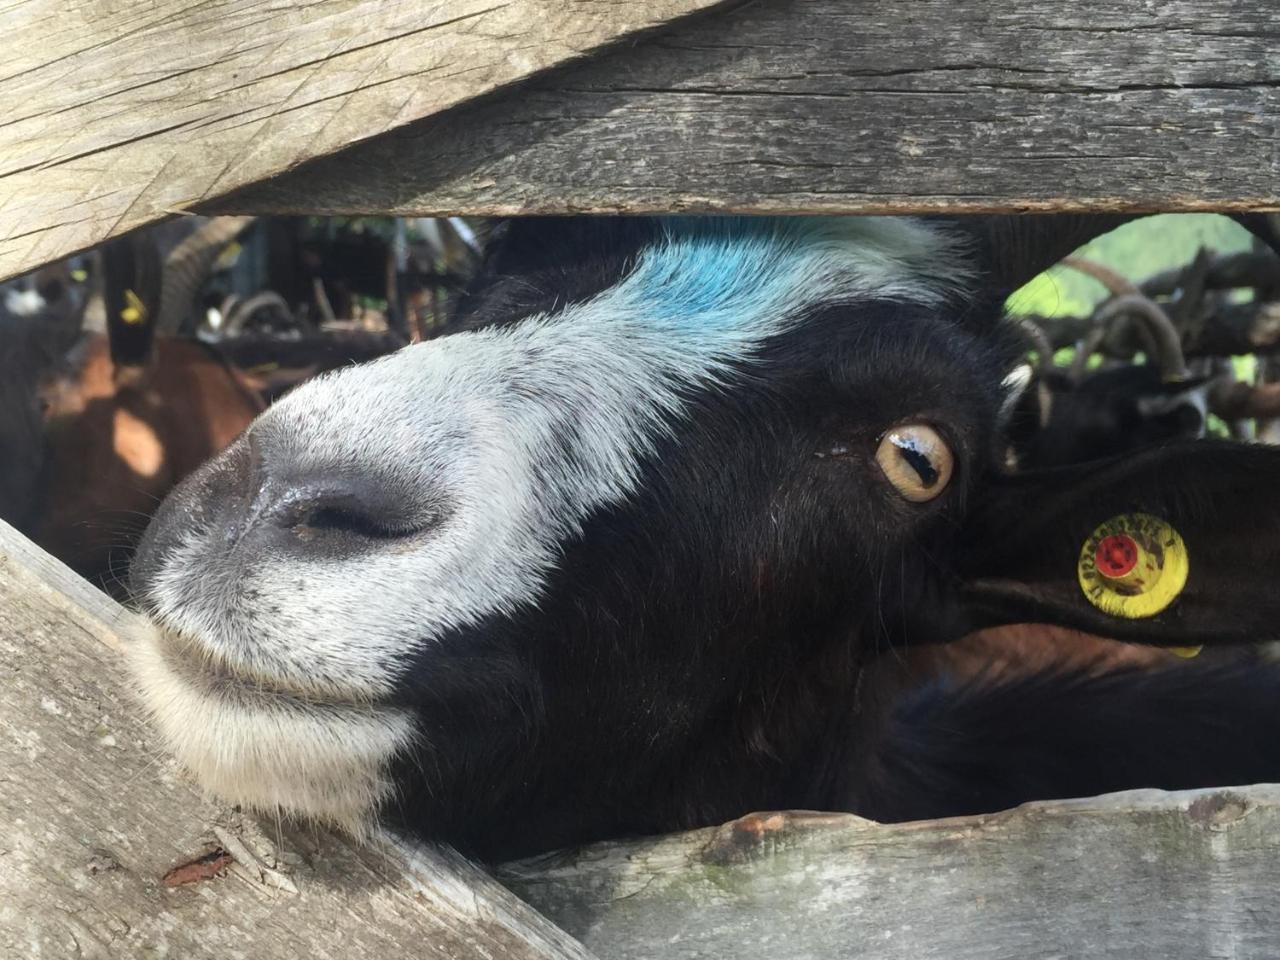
131, 426, 429, 604
130, 433, 260, 600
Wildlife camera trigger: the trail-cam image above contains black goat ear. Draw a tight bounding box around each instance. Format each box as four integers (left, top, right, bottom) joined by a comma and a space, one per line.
951, 442, 1280, 648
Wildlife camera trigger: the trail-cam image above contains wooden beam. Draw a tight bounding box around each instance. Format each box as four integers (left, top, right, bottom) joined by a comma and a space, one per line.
0, 0, 733, 282
502, 787, 1280, 960
221, 0, 1280, 218
0, 516, 595, 960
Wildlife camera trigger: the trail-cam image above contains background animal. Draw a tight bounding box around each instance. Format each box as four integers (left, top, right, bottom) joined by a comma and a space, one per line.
128, 215, 1280, 860
1003, 257, 1211, 469
34, 333, 262, 586
0, 221, 405, 588
0, 265, 83, 530
0, 228, 266, 588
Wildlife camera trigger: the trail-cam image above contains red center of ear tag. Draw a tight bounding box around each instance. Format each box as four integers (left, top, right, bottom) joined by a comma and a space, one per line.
1095, 534, 1138, 578
1077, 513, 1189, 620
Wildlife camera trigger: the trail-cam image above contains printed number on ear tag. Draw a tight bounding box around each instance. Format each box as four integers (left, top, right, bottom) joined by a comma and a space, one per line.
1077, 513, 1190, 620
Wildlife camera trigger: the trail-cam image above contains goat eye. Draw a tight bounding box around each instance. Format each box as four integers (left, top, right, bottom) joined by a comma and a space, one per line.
875, 424, 954, 503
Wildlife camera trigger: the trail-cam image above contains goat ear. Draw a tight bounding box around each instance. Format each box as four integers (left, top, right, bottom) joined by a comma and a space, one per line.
950, 442, 1280, 648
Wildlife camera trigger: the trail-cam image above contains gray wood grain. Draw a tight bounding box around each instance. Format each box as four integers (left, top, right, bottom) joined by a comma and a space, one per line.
0, 517, 595, 960
501, 790, 1280, 960
0, 0, 731, 282
223, 0, 1280, 218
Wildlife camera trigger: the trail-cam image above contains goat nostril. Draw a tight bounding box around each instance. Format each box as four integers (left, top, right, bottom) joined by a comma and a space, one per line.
283, 493, 429, 543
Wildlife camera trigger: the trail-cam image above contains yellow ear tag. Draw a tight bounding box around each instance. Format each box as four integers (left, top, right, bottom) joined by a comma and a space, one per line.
1077, 513, 1190, 620
121, 288, 147, 325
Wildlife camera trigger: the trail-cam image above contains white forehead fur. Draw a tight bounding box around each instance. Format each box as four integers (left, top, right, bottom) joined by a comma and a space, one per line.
134, 217, 969, 828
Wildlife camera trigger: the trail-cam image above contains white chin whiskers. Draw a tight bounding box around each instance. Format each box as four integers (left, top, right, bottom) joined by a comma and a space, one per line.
125, 620, 414, 834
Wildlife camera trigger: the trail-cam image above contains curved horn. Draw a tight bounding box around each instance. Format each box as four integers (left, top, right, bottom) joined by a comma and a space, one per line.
1061, 256, 1187, 381
1067, 324, 1110, 382
1061, 255, 1139, 297
1092, 293, 1188, 381
1011, 315, 1055, 373
224, 291, 292, 337
157, 216, 257, 335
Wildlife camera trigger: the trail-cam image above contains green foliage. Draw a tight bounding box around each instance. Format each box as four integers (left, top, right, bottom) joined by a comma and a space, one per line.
1006, 214, 1255, 318
1233, 354, 1257, 382
1206, 414, 1232, 438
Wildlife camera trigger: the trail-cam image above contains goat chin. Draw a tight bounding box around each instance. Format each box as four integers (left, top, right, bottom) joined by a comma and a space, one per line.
124, 620, 413, 836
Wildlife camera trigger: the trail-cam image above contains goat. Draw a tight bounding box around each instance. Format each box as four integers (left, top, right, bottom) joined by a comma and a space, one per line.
128, 216, 1280, 860
33, 333, 262, 586
0, 227, 264, 586
1006, 258, 1213, 469
970, 259, 1228, 675
0, 265, 83, 527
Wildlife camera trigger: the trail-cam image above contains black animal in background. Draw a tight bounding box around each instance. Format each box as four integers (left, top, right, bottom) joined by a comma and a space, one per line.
1007, 364, 1211, 468
0, 264, 83, 530
1004, 257, 1212, 469
128, 216, 1280, 860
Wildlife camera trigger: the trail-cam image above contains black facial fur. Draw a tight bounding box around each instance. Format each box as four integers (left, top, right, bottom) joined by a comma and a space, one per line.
133, 217, 1280, 862
379, 295, 1015, 856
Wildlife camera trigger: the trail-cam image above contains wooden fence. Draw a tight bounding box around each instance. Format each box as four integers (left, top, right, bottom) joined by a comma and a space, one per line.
5, 514, 1279, 957
2, 0, 1279, 956
3, 0, 1278, 283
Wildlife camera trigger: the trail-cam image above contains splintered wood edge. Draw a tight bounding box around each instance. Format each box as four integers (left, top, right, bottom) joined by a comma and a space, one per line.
500, 786, 1280, 960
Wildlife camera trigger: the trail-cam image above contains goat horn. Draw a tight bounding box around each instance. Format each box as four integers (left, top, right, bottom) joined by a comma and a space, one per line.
1060, 256, 1186, 381
1092, 293, 1188, 381
1061, 255, 1140, 298
1067, 325, 1109, 382
1011, 316, 1055, 373
223, 291, 293, 337
157, 216, 257, 335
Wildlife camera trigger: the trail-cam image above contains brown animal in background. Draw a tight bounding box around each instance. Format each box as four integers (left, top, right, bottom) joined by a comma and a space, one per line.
33, 334, 262, 587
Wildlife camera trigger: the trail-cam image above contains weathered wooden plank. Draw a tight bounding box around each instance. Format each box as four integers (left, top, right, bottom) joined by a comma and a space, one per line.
223, 0, 1280, 218
0, 0, 733, 282
501, 788, 1280, 960
0, 516, 595, 960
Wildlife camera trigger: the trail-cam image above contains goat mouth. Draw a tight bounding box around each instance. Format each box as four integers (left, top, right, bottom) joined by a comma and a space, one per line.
126, 619, 415, 834
145, 624, 378, 709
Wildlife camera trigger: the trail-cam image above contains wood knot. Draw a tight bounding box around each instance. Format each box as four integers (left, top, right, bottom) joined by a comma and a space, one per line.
86, 850, 121, 875
733, 812, 789, 841
1187, 792, 1251, 829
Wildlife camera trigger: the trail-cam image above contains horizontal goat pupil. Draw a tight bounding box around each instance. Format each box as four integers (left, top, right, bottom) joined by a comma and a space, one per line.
895, 440, 939, 487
